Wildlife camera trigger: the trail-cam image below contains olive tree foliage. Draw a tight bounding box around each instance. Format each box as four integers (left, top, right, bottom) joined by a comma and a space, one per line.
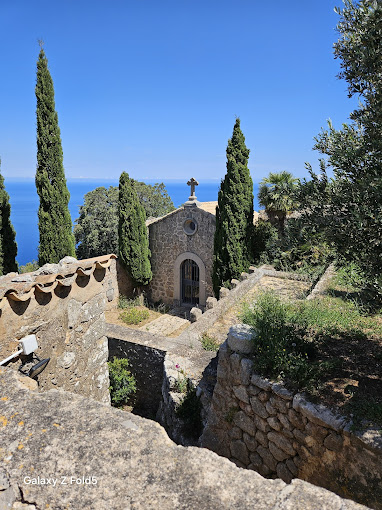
74, 181, 174, 259
298, 0, 382, 290
74, 186, 118, 259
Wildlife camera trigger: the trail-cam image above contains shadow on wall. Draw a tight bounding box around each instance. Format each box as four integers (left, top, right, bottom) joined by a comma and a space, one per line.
107, 336, 166, 420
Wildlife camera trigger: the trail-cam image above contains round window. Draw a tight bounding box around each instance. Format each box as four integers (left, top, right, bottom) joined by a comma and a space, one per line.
183, 218, 198, 235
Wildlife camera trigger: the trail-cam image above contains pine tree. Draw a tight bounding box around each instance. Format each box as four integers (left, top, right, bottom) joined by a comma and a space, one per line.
212, 118, 254, 296
118, 172, 152, 287
35, 45, 75, 265
0, 161, 17, 275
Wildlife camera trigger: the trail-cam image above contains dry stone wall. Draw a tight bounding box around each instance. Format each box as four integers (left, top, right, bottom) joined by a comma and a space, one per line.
147, 203, 215, 305
0, 255, 127, 403
201, 326, 382, 510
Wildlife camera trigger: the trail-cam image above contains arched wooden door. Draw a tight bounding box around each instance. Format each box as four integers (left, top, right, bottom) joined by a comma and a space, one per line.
181, 259, 199, 306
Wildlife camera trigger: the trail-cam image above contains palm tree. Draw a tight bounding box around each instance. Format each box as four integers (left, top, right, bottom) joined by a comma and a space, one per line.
258, 171, 299, 230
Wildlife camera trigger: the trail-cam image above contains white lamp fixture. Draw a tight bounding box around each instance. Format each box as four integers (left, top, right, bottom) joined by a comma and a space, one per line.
0, 334, 50, 379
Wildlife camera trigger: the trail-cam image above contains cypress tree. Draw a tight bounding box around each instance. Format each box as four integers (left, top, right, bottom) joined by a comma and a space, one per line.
0, 161, 17, 275
212, 118, 254, 296
35, 45, 75, 265
118, 172, 152, 287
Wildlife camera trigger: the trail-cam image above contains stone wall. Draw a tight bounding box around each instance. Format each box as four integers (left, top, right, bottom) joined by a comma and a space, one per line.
201, 326, 382, 510
147, 203, 215, 306
0, 255, 125, 403
0, 367, 370, 510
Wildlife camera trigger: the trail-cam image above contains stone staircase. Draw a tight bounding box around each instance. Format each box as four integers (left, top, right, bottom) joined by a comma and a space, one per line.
139, 313, 189, 337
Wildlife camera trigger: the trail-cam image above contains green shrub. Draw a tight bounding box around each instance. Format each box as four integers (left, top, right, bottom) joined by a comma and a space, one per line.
118, 295, 141, 309
252, 220, 278, 263
200, 333, 219, 351
108, 357, 137, 406
120, 307, 150, 325
334, 263, 364, 290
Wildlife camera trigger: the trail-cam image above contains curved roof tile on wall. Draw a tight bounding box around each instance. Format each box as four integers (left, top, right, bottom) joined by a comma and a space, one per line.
0, 254, 117, 306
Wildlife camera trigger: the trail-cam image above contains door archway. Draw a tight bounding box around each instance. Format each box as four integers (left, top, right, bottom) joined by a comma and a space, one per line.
173, 252, 206, 306
181, 259, 199, 306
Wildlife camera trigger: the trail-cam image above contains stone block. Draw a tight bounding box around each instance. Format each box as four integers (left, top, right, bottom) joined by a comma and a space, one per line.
276, 462, 293, 483
243, 432, 258, 452
265, 401, 277, 416
324, 432, 344, 452
240, 272, 249, 281
219, 287, 230, 299
250, 397, 269, 419
293, 394, 347, 432
267, 416, 282, 432
205, 297, 217, 310
57, 351, 76, 369
271, 396, 288, 414
233, 385, 250, 403
269, 441, 289, 462
248, 385, 261, 396
240, 358, 253, 385
229, 353, 242, 384
253, 414, 270, 434
288, 409, 305, 430
230, 440, 249, 466
250, 373, 272, 391
227, 324, 254, 354
277, 413, 292, 431
293, 429, 306, 444
305, 422, 328, 441
190, 307, 202, 323
286, 458, 298, 477
249, 452, 262, 466
230, 278, 240, 288
258, 391, 270, 403
271, 383, 293, 400
233, 411, 256, 436
255, 429, 268, 447
267, 431, 295, 456
248, 266, 257, 273
257, 445, 277, 471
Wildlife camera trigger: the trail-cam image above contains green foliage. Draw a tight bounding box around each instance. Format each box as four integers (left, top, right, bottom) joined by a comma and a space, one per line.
258, 171, 299, 230
108, 357, 137, 406
74, 186, 118, 259
258, 217, 334, 281
298, 1, 382, 291
333, 263, 364, 290
74, 182, 174, 260
175, 387, 203, 439
119, 307, 150, 325
252, 220, 278, 264
0, 164, 17, 275
118, 172, 152, 287
118, 294, 142, 309
213, 118, 254, 295
35, 47, 75, 265
134, 181, 175, 218
19, 260, 39, 274
225, 406, 239, 423
200, 333, 219, 351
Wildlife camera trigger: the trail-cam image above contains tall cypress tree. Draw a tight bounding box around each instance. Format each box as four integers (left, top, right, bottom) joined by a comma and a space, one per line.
35, 45, 75, 265
0, 161, 17, 275
118, 172, 152, 287
212, 118, 254, 296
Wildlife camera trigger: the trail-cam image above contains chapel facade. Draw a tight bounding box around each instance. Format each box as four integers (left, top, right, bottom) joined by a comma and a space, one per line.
146, 178, 216, 308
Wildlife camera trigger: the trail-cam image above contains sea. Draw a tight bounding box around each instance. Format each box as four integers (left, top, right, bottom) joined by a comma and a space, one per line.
5, 179, 260, 266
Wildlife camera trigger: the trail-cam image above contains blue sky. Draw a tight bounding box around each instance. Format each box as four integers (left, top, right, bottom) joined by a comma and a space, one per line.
0, 0, 356, 183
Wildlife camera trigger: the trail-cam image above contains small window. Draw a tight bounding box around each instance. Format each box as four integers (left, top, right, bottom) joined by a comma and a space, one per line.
183, 218, 198, 236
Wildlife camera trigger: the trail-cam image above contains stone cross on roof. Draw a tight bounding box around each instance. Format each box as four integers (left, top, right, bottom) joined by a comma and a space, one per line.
187, 177, 199, 202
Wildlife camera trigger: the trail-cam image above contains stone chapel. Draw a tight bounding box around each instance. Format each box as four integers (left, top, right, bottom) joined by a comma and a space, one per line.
146, 178, 217, 308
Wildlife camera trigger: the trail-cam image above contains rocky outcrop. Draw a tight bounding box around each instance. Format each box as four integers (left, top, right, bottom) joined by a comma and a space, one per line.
0, 368, 369, 510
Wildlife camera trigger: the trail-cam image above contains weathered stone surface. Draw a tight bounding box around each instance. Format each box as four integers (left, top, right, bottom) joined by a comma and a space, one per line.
57, 351, 76, 369
234, 411, 256, 436
205, 296, 218, 310
227, 324, 254, 354
286, 458, 298, 477
272, 383, 293, 400
288, 409, 305, 430
277, 462, 294, 484
250, 397, 269, 419
251, 373, 272, 391
324, 432, 344, 452
257, 445, 278, 471
249, 452, 263, 467
268, 416, 282, 432
231, 278, 240, 288
266, 400, 277, 416
219, 287, 230, 299
272, 396, 289, 414
240, 358, 253, 386
255, 429, 268, 447
228, 427, 243, 440
230, 440, 250, 466
268, 432, 295, 456
253, 414, 271, 434
233, 385, 250, 403
269, 441, 290, 462
258, 391, 270, 403
190, 307, 203, 323
240, 272, 249, 281
293, 428, 306, 444
230, 353, 242, 384
293, 394, 347, 432
305, 422, 328, 441
278, 412, 292, 430
248, 385, 261, 396
243, 432, 258, 452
